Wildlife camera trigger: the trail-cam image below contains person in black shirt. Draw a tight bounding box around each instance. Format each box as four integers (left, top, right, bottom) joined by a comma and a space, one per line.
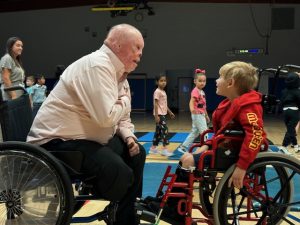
280, 72, 300, 154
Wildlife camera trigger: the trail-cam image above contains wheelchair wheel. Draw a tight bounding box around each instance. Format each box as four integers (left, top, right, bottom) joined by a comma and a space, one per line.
213, 152, 299, 225
198, 171, 219, 216
0, 141, 74, 225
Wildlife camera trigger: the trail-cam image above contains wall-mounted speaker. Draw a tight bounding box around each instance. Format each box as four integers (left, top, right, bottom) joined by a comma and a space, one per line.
272, 8, 295, 30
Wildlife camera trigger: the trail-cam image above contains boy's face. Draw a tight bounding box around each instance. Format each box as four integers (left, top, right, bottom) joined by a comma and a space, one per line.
194, 75, 206, 90
26, 79, 34, 87
216, 74, 239, 99
216, 74, 229, 97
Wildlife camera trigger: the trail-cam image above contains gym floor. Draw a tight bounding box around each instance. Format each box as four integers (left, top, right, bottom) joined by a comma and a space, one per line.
72, 111, 300, 225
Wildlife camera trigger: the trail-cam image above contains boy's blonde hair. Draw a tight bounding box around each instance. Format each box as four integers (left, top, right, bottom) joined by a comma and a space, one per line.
219, 61, 258, 94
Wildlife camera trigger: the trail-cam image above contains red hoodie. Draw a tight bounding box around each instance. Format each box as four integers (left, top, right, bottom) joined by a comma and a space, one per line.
211, 90, 266, 170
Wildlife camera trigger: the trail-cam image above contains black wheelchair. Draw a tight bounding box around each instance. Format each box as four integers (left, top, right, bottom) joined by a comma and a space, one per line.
0, 86, 118, 225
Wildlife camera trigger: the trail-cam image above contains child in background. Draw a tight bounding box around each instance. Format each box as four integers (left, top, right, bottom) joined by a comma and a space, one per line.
279, 72, 300, 154
31, 75, 47, 118
177, 69, 210, 153
150, 74, 175, 156
25, 75, 35, 95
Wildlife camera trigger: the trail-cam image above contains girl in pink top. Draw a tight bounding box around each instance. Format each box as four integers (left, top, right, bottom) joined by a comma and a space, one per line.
177, 69, 210, 153
150, 74, 175, 156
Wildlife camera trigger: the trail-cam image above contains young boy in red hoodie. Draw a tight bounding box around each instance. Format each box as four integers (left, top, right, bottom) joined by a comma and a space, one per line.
181, 60, 266, 188
152, 61, 267, 224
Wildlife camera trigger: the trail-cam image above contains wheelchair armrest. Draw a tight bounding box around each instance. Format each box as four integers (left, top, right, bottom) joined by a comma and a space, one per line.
188, 129, 214, 153
200, 129, 214, 144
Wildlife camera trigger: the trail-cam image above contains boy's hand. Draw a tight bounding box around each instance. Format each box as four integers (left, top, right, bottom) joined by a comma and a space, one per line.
169, 112, 175, 119
228, 166, 246, 189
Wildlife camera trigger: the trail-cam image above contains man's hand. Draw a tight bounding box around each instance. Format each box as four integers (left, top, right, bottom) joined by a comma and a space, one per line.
228, 166, 246, 189
126, 137, 140, 157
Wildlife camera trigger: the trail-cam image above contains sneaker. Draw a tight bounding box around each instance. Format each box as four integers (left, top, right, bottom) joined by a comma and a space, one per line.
278, 146, 292, 155
149, 146, 159, 154
161, 147, 173, 157
293, 145, 300, 153
177, 146, 187, 154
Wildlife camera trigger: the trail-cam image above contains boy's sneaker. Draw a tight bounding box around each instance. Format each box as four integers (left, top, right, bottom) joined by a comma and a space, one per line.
177, 146, 187, 154
161, 147, 173, 157
149, 146, 159, 154
278, 146, 292, 155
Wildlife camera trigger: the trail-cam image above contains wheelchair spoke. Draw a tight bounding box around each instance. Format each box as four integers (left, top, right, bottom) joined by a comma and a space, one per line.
272, 170, 296, 203
256, 211, 267, 224
282, 215, 297, 225
240, 187, 268, 208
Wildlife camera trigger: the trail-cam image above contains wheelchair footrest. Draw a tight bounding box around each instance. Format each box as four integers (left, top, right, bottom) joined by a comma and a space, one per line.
172, 182, 189, 188
97, 202, 118, 224
135, 199, 157, 223
166, 192, 187, 198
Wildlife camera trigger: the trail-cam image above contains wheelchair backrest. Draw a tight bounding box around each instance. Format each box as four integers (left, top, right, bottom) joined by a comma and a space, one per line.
0, 87, 33, 142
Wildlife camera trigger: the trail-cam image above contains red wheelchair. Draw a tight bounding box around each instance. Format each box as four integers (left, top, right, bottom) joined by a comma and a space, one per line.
138, 129, 300, 224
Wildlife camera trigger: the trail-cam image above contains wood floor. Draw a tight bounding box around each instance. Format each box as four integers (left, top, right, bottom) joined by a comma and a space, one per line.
73, 111, 300, 225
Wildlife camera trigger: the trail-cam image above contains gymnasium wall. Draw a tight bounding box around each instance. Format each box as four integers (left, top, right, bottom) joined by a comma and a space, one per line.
0, 2, 299, 110
0, 2, 299, 77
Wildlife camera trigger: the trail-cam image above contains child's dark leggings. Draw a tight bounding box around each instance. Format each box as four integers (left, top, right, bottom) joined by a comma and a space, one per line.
152, 115, 169, 146
282, 109, 299, 147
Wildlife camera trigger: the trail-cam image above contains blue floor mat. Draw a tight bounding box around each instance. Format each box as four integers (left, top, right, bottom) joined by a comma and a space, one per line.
138, 132, 155, 142
142, 162, 300, 215
169, 133, 189, 142
142, 162, 176, 197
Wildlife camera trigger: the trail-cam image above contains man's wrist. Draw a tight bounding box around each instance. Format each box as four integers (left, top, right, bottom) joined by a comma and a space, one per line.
125, 136, 137, 143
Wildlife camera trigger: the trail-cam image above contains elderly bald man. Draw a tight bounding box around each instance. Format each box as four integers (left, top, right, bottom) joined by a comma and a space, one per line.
27, 24, 146, 225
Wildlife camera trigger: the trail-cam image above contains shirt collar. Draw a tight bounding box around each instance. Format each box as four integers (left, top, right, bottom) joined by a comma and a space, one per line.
100, 44, 125, 81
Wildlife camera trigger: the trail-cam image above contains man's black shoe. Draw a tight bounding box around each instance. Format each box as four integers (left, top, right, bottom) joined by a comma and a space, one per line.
147, 200, 185, 225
